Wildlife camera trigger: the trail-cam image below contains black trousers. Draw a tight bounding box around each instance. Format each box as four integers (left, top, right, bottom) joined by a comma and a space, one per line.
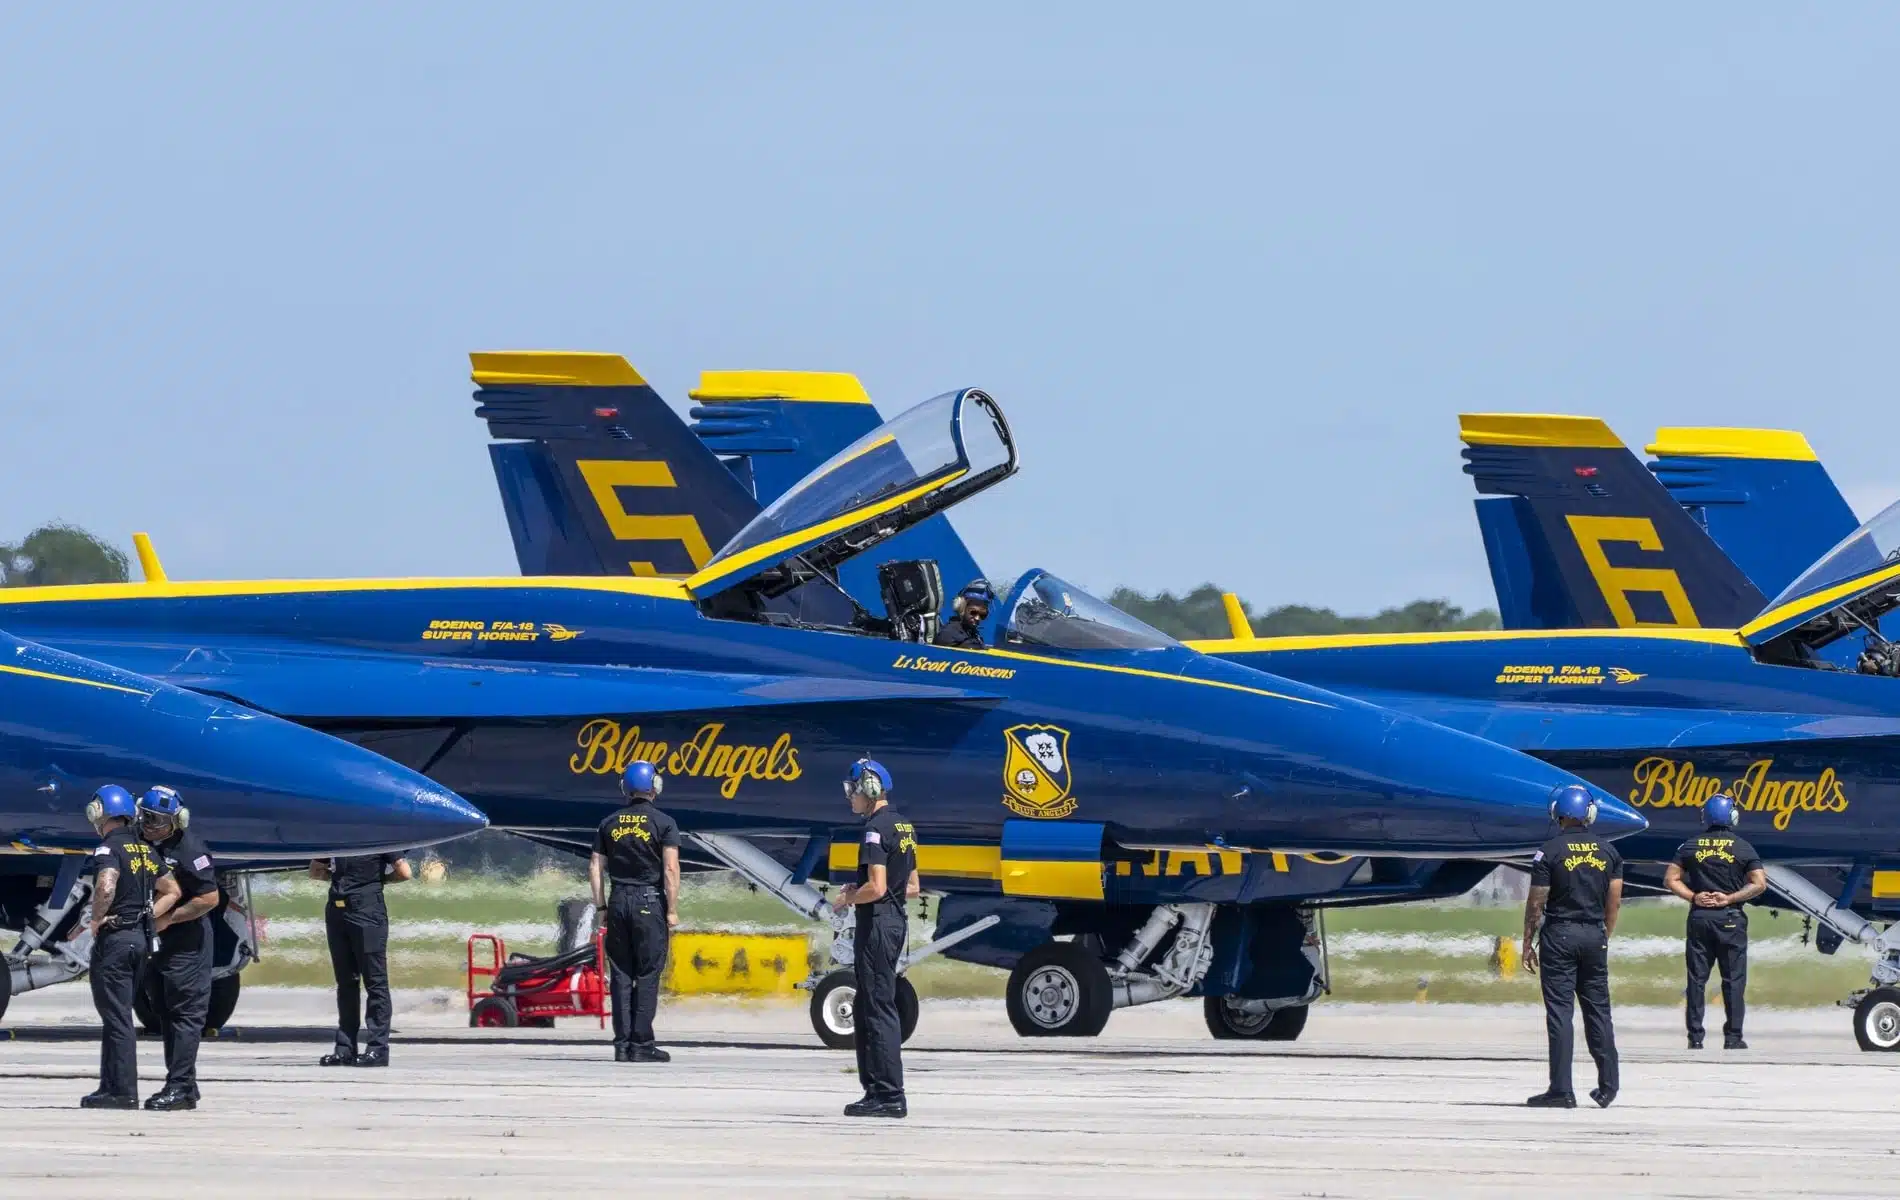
325, 901, 391, 1057
1539, 921, 1618, 1097
1685, 907, 1748, 1041
605, 886, 668, 1050
152, 919, 213, 1093
853, 907, 907, 1102
90, 928, 148, 1099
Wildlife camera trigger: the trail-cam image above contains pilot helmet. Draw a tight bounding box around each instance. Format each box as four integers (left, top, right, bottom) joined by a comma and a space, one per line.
1549, 783, 1597, 827
953, 579, 996, 618
621, 760, 664, 802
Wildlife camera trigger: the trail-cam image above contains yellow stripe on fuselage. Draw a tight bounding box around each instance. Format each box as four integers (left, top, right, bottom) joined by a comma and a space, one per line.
980, 646, 1332, 706
1188, 626, 1747, 655
829, 844, 1002, 878
0, 661, 152, 697
0, 575, 694, 606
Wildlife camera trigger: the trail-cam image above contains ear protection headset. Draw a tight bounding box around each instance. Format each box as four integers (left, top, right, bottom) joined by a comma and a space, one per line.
1549, 783, 1598, 827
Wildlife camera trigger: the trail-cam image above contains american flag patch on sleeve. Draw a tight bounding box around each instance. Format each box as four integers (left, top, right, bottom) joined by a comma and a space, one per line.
864, 831, 881, 845
1531, 850, 1544, 863
193, 855, 212, 871
93, 845, 110, 857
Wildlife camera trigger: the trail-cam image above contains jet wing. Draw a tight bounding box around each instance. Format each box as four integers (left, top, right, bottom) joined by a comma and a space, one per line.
64, 647, 1002, 720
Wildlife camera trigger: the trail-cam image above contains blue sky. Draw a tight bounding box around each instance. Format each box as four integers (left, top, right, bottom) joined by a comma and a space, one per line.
3, 6, 1896, 611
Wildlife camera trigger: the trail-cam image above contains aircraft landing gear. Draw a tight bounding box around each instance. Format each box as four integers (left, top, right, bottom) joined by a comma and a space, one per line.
1203, 995, 1310, 1041
807, 968, 920, 1050
1853, 987, 1900, 1052
1006, 942, 1113, 1037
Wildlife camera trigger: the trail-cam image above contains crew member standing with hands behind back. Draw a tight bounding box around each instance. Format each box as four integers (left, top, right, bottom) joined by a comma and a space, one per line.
310, 850, 411, 1068
590, 761, 680, 1063
1665, 792, 1765, 1050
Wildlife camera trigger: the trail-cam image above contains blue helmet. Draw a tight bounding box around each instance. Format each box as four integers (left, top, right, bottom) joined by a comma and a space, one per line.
621, 760, 663, 801
1704, 792, 1739, 829
139, 785, 184, 818
954, 579, 996, 616
1549, 783, 1597, 827
845, 757, 892, 801
87, 785, 137, 826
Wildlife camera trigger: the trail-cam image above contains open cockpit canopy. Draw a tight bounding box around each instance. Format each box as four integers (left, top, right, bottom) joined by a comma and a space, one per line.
1745, 497, 1900, 665
687, 388, 1015, 600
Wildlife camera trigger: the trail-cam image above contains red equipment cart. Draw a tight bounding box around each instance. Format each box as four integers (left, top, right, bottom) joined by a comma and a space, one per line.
466, 930, 608, 1029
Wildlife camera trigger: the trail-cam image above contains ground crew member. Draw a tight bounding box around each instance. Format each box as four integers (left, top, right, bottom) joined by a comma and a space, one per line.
832, 758, 919, 1118
1522, 783, 1622, 1109
589, 761, 680, 1063
137, 786, 220, 1111
310, 849, 412, 1067
78, 785, 180, 1109
1665, 792, 1765, 1050
933, 579, 994, 649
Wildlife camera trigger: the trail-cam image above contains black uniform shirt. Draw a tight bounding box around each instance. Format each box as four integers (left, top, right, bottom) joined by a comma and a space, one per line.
93, 826, 168, 927
593, 803, 680, 886
1530, 831, 1623, 925
151, 828, 217, 950
328, 853, 404, 903
1673, 830, 1763, 901
933, 620, 986, 649
856, 805, 917, 914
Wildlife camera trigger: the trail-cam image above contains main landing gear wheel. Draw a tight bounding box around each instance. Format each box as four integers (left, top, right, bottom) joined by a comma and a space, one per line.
1006, 942, 1112, 1038
807, 968, 920, 1050
0, 960, 11, 1025
470, 996, 519, 1028
1259, 1003, 1309, 1042
206, 973, 240, 1032
1854, 987, 1900, 1051
135, 978, 161, 1034
1204, 995, 1274, 1039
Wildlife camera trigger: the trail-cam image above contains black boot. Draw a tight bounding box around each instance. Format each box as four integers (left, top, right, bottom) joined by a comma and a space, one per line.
628, 1044, 671, 1063
1687, 1036, 1704, 1049
1724, 1036, 1748, 1050
1525, 1091, 1576, 1109
80, 1091, 138, 1110
1589, 1087, 1617, 1109
844, 1096, 907, 1118
353, 1049, 390, 1068
613, 1046, 630, 1063
144, 1086, 198, 1112
319, 1051, 357, 1067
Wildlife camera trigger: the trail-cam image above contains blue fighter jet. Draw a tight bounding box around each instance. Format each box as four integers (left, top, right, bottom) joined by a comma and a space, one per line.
1, 628, 487, 1023
512, 365, 1900, 1049
0, 355, 1637, 1043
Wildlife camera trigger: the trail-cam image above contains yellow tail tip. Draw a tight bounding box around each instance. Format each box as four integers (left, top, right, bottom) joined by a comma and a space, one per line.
469, 351, 645, 388
688, 370, 872, 405
1220, 592, 1254, 640
1645, 427, 1819, 462
131, 533, 167, 584
1458, 413, 1624, 449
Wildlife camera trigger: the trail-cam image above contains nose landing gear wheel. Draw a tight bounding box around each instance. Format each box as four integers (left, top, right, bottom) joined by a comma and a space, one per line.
1854, 987, 1900, 1051
1006, 942, 1112, 1037
206, 973, 241, 1032
807, 968, 920, 1050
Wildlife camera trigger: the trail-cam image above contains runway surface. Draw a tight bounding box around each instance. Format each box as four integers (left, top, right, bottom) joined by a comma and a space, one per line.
2, 990, 1892, 1198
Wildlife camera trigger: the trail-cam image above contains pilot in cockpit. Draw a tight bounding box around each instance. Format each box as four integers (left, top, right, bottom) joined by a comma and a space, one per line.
934, 580, 994, 650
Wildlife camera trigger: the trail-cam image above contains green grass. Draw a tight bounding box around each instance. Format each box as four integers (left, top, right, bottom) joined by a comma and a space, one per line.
245, 877, 1863, 1006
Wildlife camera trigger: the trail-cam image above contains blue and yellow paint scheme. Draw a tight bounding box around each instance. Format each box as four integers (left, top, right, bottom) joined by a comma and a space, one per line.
0, 363, 1636, 1002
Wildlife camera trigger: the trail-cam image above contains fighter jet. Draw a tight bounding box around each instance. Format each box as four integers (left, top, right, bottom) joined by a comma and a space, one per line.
0, 356, 1638, 1042
1, 628, 488, 1022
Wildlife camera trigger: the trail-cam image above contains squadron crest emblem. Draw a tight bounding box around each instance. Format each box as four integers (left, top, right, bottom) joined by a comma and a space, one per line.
1002, 723, 1076, 818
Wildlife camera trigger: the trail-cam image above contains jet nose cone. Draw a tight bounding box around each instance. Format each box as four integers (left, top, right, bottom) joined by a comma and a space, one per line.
169, 698, 488, 858
1587, 789, 1648, 840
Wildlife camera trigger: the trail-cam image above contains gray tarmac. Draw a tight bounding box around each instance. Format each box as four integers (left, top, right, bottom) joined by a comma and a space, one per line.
2, 988, 1893, 1198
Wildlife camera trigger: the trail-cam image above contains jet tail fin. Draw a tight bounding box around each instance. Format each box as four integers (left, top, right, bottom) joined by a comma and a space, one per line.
470, 353, 764, 578
1460, 414, 1766, 629
1644, 427, 1859, 600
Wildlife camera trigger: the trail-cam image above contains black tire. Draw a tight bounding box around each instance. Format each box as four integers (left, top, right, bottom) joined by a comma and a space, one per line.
1854, 987, 1900, 1051
470, 996, 519, 1029
1203, 995, 1275, 1039
135, 976, 162, 1034
206, 973, 241, 1032
1006, 941, 1112, 1037
809, 969, 857, 1050
897, 974, 920, 1044
0, 958, 11, 1025
1259, 1003, 1310, 1042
